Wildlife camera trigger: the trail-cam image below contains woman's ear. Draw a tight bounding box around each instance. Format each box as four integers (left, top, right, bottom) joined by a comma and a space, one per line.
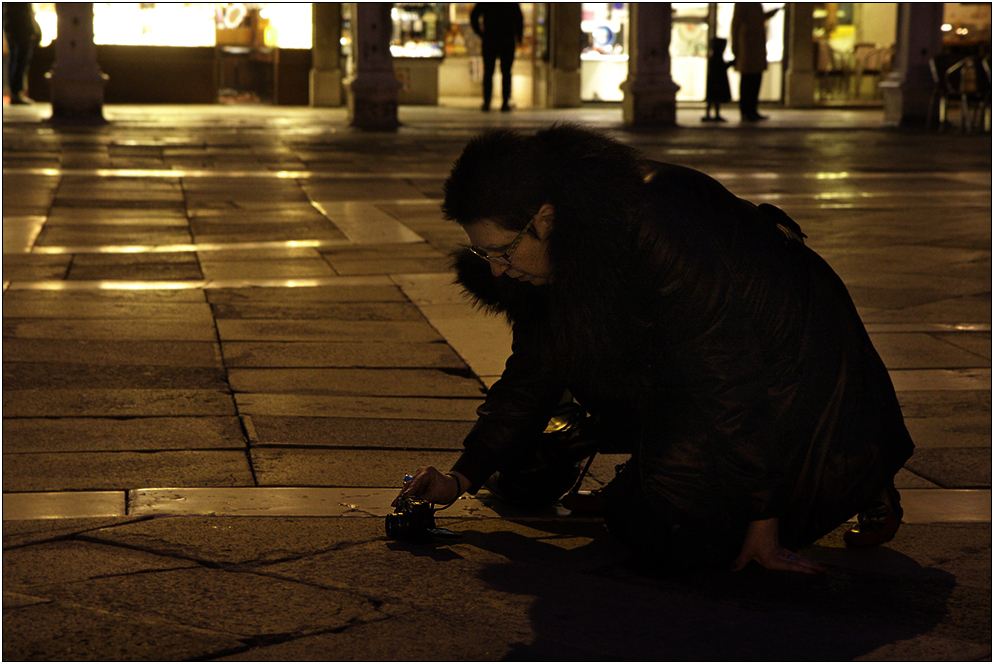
534, 204, 555, 240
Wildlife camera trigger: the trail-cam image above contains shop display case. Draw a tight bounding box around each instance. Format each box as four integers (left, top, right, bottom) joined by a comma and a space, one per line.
581, 3, 630, 102
391, 3, 447, 104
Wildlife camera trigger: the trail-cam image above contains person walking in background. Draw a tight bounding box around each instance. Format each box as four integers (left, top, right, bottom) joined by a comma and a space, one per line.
702, 37, 732, 122
731, 3, 780, 122
2, 3, 41, 105
471, 3, 523, 112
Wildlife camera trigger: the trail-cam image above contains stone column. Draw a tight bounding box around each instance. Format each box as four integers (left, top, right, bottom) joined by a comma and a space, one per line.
784, 3, 816, 107
880, 3, 944, 126
48, 3, 107, 123
311, 2, 344, 106
548, 3, 582, 108
621, 2, 679, 127
347, 3, 400, 130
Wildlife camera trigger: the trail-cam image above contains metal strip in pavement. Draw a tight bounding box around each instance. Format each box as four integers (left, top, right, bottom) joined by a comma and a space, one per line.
2, 488, 989, 523
3, 491, 127, 520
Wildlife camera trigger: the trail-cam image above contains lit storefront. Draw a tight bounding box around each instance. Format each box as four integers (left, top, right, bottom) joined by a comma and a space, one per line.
16, 3, 990, 110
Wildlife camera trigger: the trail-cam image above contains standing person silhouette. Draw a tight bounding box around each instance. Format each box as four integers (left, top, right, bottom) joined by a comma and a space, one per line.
2, 3, 41, 105
471, 3, 523, 112
731, 3, 780, 122
702, 37, 732, 122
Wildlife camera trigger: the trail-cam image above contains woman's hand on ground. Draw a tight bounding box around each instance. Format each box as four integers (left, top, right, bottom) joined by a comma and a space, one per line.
731, 517, 827, 574
391, 466, 462, 507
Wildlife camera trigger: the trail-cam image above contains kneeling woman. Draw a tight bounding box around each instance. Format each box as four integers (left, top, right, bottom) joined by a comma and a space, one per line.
397, 124, 914, 574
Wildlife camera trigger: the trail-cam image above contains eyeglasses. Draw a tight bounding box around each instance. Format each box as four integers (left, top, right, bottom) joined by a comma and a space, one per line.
468, 215, 536, 267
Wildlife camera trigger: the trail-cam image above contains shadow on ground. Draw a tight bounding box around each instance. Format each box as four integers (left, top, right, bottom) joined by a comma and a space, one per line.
451, 519, 967, 661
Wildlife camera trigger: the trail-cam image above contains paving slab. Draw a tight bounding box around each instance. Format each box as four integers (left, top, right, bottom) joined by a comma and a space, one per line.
903, 411, 991, 450
2, 286, 207, 303
860, 293, 992, 326
3, 318, 219, 341
2, 450, 254, 492
4, 363, 229, 390
2, 416, 245, 453
34, 224, 193, 248
0, 299, 214, 320
26, 566, 381, 639
934, 331, 993, 359
1, 254, 71, 280
196, 246, 326, 262
236, 394, 480, 420
3, 539, 197, 588
2, 517, 149, 549
199, 259, 335, 281
229, 368, 483, 397
249, 416, 473, 448
897, 389, 991, 422
205, 281, 406, 303
216, 608, 536, 662
250, 448, 464, 487
2, 339, 223, 366
220, 340, 467, 369
83, 515, 387, 566
2, 601, 245, 662
192, 224, 347, 245
3, 388, 236, 417
902, 447, 992, 489
211, 301, 425, 321
869, 332, 990, 369
889, 368, 991, 391
216, 319, 443, 343
45, 207, 189, 226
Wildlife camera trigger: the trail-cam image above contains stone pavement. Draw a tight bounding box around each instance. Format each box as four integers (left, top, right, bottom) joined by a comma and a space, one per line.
2, 102, 991, 661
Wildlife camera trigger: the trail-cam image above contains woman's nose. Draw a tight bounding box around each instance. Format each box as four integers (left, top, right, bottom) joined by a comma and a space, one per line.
490, 261, 509, 277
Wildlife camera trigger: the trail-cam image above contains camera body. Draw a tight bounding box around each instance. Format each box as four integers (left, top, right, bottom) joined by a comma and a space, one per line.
385, 496, 437, 542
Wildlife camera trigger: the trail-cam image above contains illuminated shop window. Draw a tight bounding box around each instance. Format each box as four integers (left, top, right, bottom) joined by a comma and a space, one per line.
32, 3, 313, 49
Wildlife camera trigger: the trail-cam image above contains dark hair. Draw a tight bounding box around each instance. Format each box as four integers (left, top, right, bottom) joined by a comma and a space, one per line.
441, 128, 550, 231
441, 124, 646, 235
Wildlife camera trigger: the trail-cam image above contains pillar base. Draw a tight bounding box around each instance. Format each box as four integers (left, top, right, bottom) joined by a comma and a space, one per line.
881, 71, 934, 127
348, 73, 400, 131
784, 70, 816, 108
47, 73, 108, 124
311, 68, 344, 107
621, 78, 679, 127
549, 69, 581, 108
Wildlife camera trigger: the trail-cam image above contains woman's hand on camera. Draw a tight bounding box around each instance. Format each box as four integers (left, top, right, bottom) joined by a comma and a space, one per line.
392, 466, 463, 507
731, 517, 827, 575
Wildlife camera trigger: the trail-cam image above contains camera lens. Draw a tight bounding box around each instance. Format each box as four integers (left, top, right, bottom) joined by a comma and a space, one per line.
385, 512, 409, 538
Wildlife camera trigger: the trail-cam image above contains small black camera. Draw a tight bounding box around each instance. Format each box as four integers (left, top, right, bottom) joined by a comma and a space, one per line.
385, 496, 459, 542
385, 496, 437, 542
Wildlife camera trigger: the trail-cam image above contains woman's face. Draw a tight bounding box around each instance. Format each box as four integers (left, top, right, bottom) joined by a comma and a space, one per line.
464, 205, 554, 285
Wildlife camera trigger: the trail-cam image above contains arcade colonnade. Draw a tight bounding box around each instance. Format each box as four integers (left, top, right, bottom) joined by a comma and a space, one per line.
47, 3, 946, 130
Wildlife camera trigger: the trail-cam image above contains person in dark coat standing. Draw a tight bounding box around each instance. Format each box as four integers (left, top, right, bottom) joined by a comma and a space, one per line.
396, 124, 914, 574
470, 3, 523, 112
731, 3, 779, 121
702, 37, 732, 122
3, 3, 41, 104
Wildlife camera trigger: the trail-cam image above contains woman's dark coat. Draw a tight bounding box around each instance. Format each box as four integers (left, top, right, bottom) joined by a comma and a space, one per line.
449, 161, 914, 550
